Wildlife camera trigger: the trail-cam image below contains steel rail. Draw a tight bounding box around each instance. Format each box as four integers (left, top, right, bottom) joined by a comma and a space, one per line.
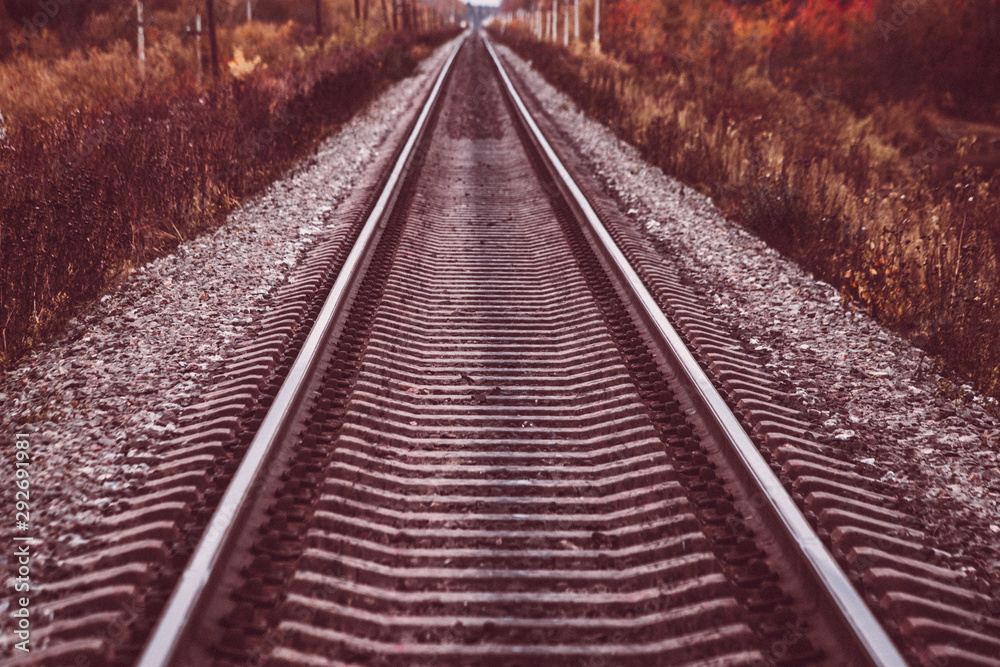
482, 31, 908, 667
136, 34, 466, 667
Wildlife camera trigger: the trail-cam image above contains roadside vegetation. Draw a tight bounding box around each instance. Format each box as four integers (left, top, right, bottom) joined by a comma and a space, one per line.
0, 0, 462, 368
493, 0, 1000, 400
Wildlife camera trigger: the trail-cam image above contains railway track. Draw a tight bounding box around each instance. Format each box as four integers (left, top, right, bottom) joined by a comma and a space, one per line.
116, 32, 908, 667
0, 27, 947, 667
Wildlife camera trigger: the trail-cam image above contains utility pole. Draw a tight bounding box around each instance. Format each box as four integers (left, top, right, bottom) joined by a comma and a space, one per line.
137, 0, 146, 80
593, 0, 599, 52
195, 13, 203, 85
205, 0, 219, 79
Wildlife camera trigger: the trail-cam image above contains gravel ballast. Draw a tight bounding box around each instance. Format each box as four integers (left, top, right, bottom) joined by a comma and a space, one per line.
495, 41, 1000, 592
0, 35, 461, 624
3, 30, 998, 653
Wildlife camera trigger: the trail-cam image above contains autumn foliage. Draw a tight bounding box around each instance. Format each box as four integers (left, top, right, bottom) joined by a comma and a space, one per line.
0, 24, 459, 368
494, 0, 1000, 400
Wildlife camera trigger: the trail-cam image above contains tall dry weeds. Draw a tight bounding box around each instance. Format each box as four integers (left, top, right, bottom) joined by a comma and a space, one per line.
493, 25, 1000, 400
0, 28, 460, 368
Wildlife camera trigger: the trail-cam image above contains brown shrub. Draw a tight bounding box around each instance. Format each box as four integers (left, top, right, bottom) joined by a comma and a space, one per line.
493, 27, 1000, 400
0, 27, 460, 366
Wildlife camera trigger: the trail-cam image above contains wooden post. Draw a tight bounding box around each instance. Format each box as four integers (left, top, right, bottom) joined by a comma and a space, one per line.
246, 0, 252, 21
137, 0, 146, 80
205, 0, 219, 79
563, 4, 568, 45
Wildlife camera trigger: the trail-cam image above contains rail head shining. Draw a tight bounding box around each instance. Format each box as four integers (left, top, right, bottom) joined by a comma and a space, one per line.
136, 35, 465, 667
482, 33, 907, 667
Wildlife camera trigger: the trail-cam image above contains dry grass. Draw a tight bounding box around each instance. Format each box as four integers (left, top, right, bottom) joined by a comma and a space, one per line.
0, 26, 459, 368
0, 40, 167, 126
0, 16, 393, 130
493, 13, 1000, 399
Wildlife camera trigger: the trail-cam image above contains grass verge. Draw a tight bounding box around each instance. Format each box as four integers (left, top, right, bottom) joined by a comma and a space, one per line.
492, 27, 1000, 401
